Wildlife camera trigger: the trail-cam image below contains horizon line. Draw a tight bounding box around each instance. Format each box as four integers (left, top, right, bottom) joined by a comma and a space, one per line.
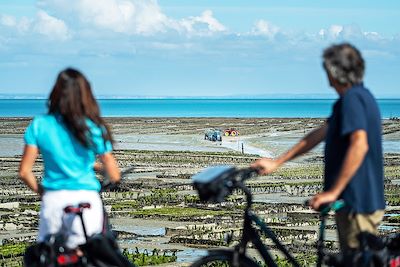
1, 97, 400, 100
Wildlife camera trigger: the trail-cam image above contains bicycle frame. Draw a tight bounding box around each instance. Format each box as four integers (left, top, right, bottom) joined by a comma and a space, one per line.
192, 167, 347, 267
233, 179, 344, 267
232, 182, 300, 267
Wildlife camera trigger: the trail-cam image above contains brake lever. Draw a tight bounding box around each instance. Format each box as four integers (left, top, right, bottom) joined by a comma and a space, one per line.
238, 167, 259, 181
101, 166, 136, 191
304, 199, 345, 214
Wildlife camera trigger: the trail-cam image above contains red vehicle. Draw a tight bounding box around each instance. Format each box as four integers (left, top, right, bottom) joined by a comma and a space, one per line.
224, 128, 239, 136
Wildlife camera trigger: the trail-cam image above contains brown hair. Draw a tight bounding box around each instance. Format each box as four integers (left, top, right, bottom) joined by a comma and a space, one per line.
48, 68, 113, 148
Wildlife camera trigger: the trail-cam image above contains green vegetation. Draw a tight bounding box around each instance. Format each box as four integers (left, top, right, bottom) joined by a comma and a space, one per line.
137, 188, 179, 205
385, 166, 400, 179
130, 207, 232, 218
274, 165, 324, 179
119, 149, 251, 157
112, 189, 201, 211
112, 200, 139, 211
183, 194, 200, 204
20, 203, 40, 212
269, 164, 400, 180
123, 248, 177, 266
246, 180, 322, 189
186, 254, 317, 267
388, 215, 400, 223
0, 242, 30, 258
270, 254, 317, 267
0, 257, 23, 267
0, 243, 175, 267
387, 196, 400, 206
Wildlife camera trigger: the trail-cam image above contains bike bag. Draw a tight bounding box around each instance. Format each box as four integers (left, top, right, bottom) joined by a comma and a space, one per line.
387, 233, 400, 251
192, 166, 237, 203
81, 232, 134, 267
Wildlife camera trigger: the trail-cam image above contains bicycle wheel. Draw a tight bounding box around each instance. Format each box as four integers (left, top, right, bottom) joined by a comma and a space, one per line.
191, 250, 259, 267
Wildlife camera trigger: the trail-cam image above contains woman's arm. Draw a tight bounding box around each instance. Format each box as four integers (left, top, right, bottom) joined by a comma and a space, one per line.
99, 152, 120, 183
19, 145, 41, 194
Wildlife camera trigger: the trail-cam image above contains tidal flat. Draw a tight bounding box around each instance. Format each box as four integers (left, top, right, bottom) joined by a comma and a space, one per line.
0, 117, 399, 266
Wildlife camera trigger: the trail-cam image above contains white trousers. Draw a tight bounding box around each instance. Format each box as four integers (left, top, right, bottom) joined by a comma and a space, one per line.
38, 190, 104, 249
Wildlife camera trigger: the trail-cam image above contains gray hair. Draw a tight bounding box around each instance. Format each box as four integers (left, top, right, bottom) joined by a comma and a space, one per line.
323, 43, 365, 85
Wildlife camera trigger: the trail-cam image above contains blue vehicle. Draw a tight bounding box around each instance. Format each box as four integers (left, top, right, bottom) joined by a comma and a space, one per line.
204, 129, 222, 142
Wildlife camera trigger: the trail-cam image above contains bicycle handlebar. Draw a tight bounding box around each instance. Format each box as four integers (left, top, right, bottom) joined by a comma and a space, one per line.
304, 199, 345, 216
233, 167, 259, 183
101, 166, 136, 191
192, 166, 259, 203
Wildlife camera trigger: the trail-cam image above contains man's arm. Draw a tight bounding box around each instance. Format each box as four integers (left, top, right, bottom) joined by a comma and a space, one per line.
310, 129, 369, 209
252, 124, 328, 175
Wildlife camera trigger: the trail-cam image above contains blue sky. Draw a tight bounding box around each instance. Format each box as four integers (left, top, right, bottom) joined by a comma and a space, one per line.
1, 0, 399, 98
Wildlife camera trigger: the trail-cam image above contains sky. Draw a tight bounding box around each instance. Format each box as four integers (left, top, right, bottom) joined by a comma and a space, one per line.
1, 0, 399, 98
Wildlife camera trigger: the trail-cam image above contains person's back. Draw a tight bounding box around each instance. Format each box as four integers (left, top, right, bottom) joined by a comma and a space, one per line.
25, 114, 110, 191
19, 68, 120, 249
325, 84, 385, 214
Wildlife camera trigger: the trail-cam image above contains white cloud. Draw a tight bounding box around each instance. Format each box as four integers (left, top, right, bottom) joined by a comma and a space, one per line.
364, 32, 383, 41
38, 0, 174, 35
38, 0, 226, 36
251, 20, 280, 39
33, 10, 70, 41
1, 12, 69, 40
180, 10, 227, 36
1, 15, 17, 27
317, 24, 385, 42
1, 15, 31, 34
329, 25, 343, 38
318, 25, 343, 40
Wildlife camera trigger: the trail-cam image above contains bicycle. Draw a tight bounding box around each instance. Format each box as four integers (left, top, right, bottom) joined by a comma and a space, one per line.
24, 166, 137, 267
190, 166, 400, 267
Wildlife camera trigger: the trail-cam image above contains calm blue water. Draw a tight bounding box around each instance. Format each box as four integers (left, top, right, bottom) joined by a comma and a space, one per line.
0, 99, 399, 118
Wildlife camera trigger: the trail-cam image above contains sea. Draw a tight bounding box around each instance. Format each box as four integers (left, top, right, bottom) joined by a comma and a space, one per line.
0, 99, 400, 118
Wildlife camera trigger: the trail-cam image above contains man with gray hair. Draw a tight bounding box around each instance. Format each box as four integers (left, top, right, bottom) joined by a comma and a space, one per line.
252, 43, 385, 252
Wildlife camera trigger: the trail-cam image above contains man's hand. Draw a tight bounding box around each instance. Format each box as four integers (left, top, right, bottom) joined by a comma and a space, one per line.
309, 191, 339, 210
251, 125, 327, 176
251, 158, 280, 175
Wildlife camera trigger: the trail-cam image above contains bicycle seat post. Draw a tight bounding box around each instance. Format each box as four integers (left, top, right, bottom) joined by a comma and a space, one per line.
64, 203, 91, 242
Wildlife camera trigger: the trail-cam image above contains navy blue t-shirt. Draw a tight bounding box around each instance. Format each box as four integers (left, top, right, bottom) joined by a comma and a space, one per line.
324, 83, 385, 213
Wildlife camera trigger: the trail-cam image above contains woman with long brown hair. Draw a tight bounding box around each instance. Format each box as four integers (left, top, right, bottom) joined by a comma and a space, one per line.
19, 68, 120, 249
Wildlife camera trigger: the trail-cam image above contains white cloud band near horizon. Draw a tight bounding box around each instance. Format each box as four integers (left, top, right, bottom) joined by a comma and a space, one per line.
0, 0, 399, 97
